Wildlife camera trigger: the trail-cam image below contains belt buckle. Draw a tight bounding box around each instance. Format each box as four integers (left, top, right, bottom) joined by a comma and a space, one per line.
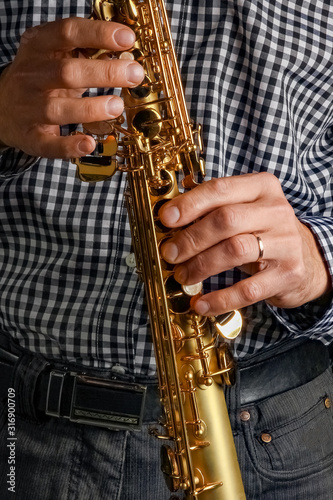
69, 374, 147, 431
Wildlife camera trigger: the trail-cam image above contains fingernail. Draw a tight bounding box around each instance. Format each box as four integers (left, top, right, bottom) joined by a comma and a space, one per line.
78, 138, 94, 155
106, 97, 124, 117
195, 300, 210, 315
160, 206, 180, 226
162, 242, 179, 263
126, 63, 145, 85
114, 28, 136, 48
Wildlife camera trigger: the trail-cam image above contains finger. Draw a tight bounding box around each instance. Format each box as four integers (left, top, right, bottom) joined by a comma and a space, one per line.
32, 58, 144, 90
173, 233, 266, 285
34, 95, 124, 125
24, 129, 95, 159
159, 172, 283, 228
19, 18, 136, 54
160, 198, 291, 264
160, 204, 258, 264
192, 268, 283, 316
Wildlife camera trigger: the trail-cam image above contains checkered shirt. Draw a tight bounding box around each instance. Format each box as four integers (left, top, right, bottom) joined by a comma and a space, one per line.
0, 0, 333, 376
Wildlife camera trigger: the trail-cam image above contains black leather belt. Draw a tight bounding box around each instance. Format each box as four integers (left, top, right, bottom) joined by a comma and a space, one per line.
0, 339, 330, 427
40, 370, 148, 430
238, 339, 330, 406
0, 346, 161, 431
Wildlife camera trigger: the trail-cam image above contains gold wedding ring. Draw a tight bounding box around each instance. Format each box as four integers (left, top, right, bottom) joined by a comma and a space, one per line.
254, 234, 264, 262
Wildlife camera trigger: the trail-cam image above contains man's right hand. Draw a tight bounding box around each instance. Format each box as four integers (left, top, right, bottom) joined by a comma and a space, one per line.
0, 17, 144, 159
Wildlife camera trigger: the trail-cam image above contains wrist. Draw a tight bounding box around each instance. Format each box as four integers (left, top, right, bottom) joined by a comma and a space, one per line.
301, 221, 332, 300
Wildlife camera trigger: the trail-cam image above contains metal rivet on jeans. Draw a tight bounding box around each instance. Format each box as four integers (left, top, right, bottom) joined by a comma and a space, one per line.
261, 433, 272, 443
239, 410, 251, 421
324, 397, 331, 409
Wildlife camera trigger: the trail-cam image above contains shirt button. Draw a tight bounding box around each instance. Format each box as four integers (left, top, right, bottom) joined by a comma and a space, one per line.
111, 365, 126, 374
125, 253, 136, 268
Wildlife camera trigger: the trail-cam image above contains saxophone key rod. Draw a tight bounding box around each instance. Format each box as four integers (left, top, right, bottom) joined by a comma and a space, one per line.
73, 1, 247, 498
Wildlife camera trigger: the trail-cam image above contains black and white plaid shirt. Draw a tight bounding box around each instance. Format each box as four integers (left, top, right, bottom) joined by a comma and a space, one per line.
1, 0, 333, 377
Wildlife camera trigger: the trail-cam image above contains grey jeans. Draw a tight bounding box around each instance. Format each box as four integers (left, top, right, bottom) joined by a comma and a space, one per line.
231, 367, 333, 499
0, 354, 332, 499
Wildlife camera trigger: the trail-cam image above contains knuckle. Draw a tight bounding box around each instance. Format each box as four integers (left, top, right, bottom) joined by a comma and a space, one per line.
11, 60, 31, 83
183, 225, 200, 253
20, 29, 32, 45
43, 99, 59, 124
20, 26, 39, 46
104, 62, 118, 85
83, 97, 103, 121
213, 206, 237, 231
57, 59, 75, 87
274, 197, 294, 220
193, 252, 207, 276
283, 201, 296, 219
214, 294, 232, 314
258, 171, 281, 190
58, 18, 77, 45
185, 195, 200, 215
224, 235, 249, 261
284, 260, 304, 284
240, 279, 262, 304
208, 177, 229, 197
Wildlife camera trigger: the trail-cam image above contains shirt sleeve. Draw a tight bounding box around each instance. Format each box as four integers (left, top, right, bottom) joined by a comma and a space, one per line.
268, 215, 333, 344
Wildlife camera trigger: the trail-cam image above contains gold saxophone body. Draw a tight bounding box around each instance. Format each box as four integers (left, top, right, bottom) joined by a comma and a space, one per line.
73, 1, 246, 498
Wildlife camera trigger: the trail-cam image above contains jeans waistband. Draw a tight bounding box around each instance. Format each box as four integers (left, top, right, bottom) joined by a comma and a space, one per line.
237, 339, 330, 405
0, 337, 162, 430
0, 336, 330, 428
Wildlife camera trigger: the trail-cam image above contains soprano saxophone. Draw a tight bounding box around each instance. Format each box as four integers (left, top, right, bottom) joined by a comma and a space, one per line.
73, 1, 246, 498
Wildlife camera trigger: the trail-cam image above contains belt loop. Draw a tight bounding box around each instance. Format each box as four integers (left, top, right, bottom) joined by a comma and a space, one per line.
12, 352, 49, 421
45, 370, 67, 418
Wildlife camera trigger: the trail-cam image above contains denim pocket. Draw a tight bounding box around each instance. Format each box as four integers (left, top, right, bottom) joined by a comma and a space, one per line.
242, 368, 333, 478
